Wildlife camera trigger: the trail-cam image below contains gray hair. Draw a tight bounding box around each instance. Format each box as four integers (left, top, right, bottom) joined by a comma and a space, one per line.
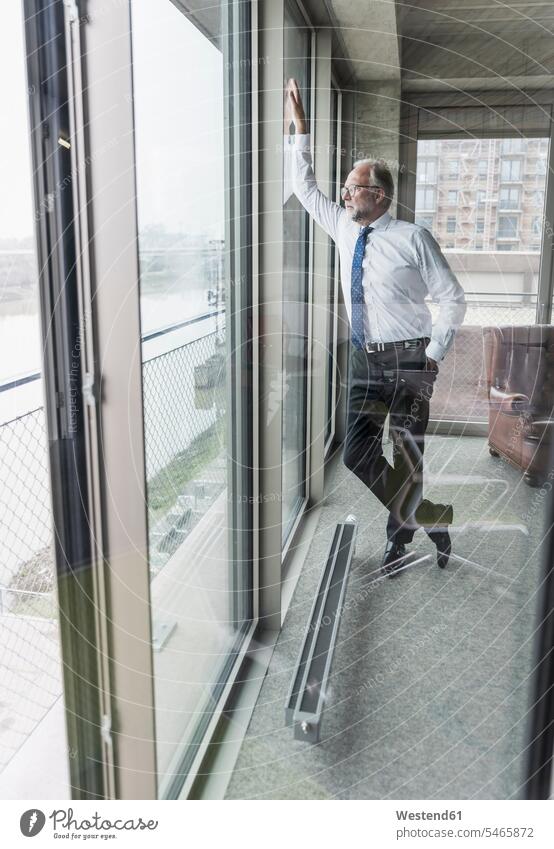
353, 157, 395, 209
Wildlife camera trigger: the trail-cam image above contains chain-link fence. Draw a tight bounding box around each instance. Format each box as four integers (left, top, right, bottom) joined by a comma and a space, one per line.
0, 408, 54, 612
0, 407, 62, 777
429, 297, 537, 422
142, 328, 227, 574
0, 322, 228, 776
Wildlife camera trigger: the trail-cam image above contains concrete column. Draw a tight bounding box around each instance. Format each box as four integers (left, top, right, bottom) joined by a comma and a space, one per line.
353, 81, 402, 216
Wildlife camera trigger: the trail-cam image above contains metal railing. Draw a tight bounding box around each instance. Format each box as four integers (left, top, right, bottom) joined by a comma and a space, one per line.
429, 292, 538, 328
0, 313, 226, 776
1, 314, 227, 595
142, 325, 227, 573
0, 308, 225, 395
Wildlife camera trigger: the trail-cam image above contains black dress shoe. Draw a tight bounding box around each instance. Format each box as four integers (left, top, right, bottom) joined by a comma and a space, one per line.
429, 530, 451, 569
380, 541, 408, 578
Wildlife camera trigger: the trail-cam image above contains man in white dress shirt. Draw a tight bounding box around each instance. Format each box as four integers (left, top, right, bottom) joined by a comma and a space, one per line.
285, 79, 467, 577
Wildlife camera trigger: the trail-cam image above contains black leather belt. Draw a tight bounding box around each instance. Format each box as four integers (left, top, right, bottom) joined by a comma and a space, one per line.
363, 337, 429, 353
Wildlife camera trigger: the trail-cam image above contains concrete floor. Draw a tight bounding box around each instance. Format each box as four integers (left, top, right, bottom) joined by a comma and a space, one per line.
225, 435, 545, 799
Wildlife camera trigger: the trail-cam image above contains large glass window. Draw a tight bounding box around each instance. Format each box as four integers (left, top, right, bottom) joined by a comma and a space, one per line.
499, 187, 521, 210
497, 215, 519, 239
416, 186, 436, 210
448, 159, 459, 176
282, 1, 311, 544
501, 158, 522, 181
414, 136, 549, 425
131, 0, 252, 795
0, 3, 69, 799
418, 159, 437, 183
501, 137, 524, 153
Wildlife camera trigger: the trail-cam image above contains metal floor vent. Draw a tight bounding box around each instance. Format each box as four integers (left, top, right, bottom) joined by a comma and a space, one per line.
285, 516, 357, 743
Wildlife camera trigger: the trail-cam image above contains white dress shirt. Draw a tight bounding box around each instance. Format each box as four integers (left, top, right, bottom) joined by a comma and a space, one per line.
285, 133, 467, 362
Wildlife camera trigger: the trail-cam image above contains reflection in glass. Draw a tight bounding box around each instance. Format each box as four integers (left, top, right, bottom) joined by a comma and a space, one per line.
132, 0, 250, 793
0, 3, 69, 798
282, 2, 311, 544
324, 86, 339, 447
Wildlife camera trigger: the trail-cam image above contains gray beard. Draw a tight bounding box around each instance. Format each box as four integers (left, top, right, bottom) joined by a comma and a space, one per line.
351, 207, 371, 222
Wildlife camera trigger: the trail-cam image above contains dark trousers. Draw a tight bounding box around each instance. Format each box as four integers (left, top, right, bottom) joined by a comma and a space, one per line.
343, 343, 439, 544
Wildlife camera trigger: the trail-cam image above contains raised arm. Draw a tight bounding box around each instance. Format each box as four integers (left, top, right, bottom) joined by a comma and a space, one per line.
284, 79, 345, 242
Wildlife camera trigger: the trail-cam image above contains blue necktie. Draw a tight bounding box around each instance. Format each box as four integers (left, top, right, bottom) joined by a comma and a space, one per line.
350, 225, 372, 350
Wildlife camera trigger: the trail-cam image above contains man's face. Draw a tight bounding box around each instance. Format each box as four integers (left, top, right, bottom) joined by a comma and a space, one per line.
342, 165, 386, 223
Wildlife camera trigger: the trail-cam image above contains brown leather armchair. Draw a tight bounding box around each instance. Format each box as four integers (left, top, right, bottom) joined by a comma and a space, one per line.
483, 325, 554, 486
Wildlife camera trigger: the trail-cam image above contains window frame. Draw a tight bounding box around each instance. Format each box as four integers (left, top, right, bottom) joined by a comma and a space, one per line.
418, 158, 437, 183
324, 78, 342, 458
499, 186, 521, 210
280, 0, 316, 559
23, 0, 111, 800
497, 214, 519, 240
52, 0, 258, 800
416, 185, 436, 211
500, 157, 523, 182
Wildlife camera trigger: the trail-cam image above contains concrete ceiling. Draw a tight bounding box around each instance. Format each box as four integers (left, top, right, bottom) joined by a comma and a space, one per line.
327, 0, 401, 82
396, 0, 554, 91
177, 0, 554, 94
322, 0, 554, 92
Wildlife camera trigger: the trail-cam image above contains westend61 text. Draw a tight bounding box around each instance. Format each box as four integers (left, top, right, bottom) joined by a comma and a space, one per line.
396, 809, 462, 820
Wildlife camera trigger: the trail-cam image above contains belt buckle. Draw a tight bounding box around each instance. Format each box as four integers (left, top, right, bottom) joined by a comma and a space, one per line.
364, 341, 385, 353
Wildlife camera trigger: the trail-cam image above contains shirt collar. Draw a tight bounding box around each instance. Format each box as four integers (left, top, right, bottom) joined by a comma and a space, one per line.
365, 210, 391, 231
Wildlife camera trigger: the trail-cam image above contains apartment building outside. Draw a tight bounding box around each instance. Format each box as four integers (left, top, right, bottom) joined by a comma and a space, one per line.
415, 137, 549, 253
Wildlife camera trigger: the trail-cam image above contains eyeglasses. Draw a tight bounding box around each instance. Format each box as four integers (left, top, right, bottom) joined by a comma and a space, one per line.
340, 184, 382, 199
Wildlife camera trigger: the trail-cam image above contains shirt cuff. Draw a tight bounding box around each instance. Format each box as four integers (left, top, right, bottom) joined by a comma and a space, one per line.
294, 132, 311, 151
425, 339, 447, 362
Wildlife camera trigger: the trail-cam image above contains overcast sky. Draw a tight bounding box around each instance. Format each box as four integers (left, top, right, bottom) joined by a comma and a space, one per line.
0, 1, 225, 243
132, 0, 225, 239
0, 3, 35, 241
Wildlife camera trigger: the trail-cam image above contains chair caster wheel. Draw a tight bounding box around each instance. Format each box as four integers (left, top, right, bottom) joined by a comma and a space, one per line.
489, 447, 500, 457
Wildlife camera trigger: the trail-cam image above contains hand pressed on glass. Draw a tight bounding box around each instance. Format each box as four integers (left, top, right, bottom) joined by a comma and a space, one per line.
285, 78, 307, 134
